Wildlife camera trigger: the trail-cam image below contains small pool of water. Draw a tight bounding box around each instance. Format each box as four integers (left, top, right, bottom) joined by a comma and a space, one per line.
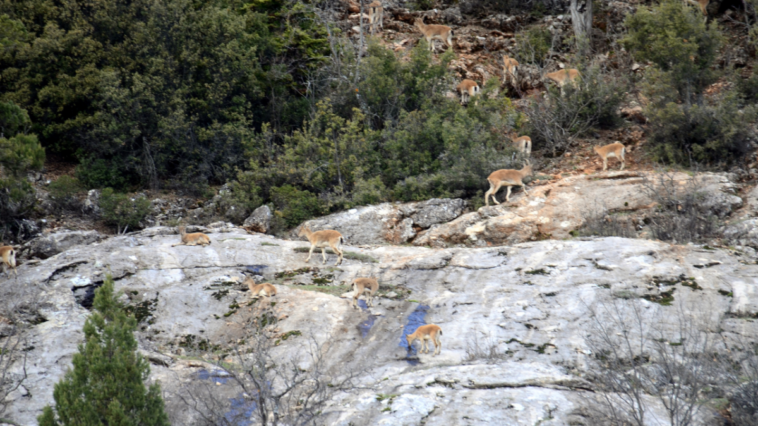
245, 265, 268, 274
225, 393, 256, 426
399, 304, 430, 363
357, 300, 379, 338
196, 368, 230, 384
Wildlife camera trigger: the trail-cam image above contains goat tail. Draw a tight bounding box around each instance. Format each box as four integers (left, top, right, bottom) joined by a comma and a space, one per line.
340, 236, 346, 245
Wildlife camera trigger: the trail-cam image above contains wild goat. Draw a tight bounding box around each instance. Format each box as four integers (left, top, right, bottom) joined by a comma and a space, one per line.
1, 246, 17, 278
545, 69, 581, 95
594, 142, 626, 171
245, 277, 277, 301
351, 277, 379, 309
502, 55, 519, 87
406, 324, 442, 356
484, 162, 533, 206
368, 1, 383, 35
685, 0, 709, 21
414, 17, 453, 53
456, 79, 480, 105
297, 225, 344, 265
172, 226, 211, 247
510, 133, 532, 157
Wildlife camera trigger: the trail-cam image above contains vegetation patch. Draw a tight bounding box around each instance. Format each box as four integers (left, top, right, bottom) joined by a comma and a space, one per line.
177, 334, 221, 353
124, 293, 159, 328
287, 285, 350, 297
718, 290, 733, 297
275, 330, 302, 345
641, 290, 676, 306
525, 268, 549, 275
292, 247, 378, 263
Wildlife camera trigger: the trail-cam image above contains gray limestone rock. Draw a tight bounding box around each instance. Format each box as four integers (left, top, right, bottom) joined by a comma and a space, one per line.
243, 205, 273, 234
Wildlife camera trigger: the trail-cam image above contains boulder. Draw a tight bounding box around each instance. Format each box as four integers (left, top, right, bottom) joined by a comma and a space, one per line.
22, 230, 103, 259
243, 205, 273, 234
83, 189, 101, 216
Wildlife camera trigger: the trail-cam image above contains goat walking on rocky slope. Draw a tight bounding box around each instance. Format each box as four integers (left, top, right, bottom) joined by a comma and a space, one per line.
594, 141, 626, 171
414, 17, 453, 53
407, 324, 443, 356
298, 225, 344, 265
484, 162, 534, 205
351, 277, 379, 309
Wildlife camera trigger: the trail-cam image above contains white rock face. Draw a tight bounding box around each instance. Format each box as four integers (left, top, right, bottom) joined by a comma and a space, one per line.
3, 227, 757, 425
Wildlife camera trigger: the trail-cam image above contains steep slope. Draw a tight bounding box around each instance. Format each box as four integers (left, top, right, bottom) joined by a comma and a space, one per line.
3, 225, 757, 424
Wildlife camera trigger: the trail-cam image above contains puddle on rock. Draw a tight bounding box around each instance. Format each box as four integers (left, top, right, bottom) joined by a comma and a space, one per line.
356, 300, 379, 338
196, 368, 230, 385
225, 393, 256, 426
245, 265, 268, 274
399, 304, 430, 364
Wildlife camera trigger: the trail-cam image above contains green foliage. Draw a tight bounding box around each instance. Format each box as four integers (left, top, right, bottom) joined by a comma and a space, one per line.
621, 0, 752, 167
99, 189, 151, 232
271, 185, 323, 228
515, 27, 552, 67
644, 83, 755, 166
48, 176, 84, 212
0, 101, 43, 237
622, 0, 722, 101
737, 68, 758, 103
525, 67, 626, 155
0, 0, 329, 190
0, 177, 36, 222
0, 133, 44, 176
38, 276, 169, 426
75, 157, 129, 191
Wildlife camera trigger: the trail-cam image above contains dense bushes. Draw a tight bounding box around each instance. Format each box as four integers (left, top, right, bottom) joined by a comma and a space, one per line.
0, 100, 44, 239
624, 0, 756, 166
99, 189, 151, 233
0, 0, 328, 190
225, 43, 522, 227
525, 66, 626, 156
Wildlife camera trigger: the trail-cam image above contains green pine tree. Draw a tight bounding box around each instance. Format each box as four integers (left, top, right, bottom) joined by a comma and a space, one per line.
38, 276, 169, 426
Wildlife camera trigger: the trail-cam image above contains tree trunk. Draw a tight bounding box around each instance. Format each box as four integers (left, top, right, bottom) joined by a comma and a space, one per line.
570, 0, 593, 48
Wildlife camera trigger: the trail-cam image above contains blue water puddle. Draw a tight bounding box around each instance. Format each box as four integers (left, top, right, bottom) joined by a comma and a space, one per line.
196, 368, 230, 385
245, 265, 268, 274
399, 304, 430, 364
357, 300, 379, 338
224, 393, 256, 426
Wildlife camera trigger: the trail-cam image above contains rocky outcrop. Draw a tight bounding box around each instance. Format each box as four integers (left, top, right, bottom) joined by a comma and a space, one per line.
297, 198, 466, 245
243, 205, 273, 234
20, 230, 103, 259
2, 227, 757, 425
415, 171, 741, 247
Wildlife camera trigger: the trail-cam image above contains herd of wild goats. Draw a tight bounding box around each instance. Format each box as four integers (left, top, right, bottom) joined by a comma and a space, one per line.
0, 4, 633, 358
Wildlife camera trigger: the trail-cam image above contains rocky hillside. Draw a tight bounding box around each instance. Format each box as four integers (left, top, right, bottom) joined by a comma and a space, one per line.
3, 220, 758, 424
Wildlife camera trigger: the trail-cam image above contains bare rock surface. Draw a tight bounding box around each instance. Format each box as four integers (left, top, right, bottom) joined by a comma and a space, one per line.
21, 230, 104, 259
3, 225, 758, 425
297, 198, 466, 245
415, 171, 741, 247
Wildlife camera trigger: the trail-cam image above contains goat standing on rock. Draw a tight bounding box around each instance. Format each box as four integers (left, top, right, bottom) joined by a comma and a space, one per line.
298, 225, 344, 265
1, 245, 17, 278
407, 324, 443, 356
484, 162, 534, 206
351, 278, 379, 309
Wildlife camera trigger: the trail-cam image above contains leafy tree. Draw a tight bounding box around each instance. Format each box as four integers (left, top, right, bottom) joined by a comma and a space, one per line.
623, 0, 754, 167
38, 276, 169, 426
623, 0, 721, 104
0, 100, 44, 239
